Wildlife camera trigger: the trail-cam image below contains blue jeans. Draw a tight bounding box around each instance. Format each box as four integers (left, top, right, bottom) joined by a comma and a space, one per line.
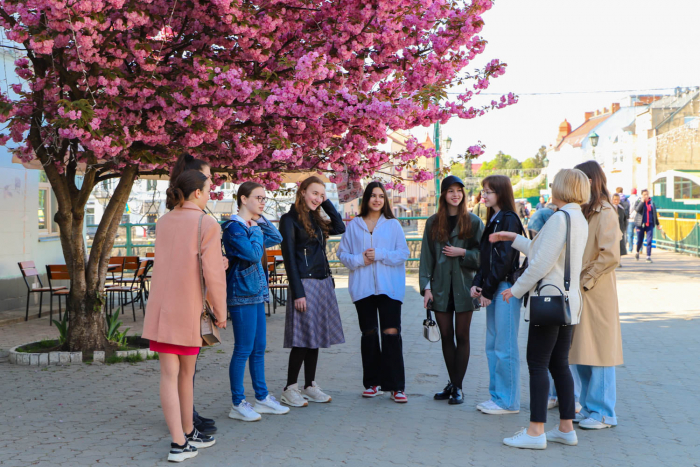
548, 365, 581, 401
636, 226, 654, 257
229, 303, 268, 405
626, 222, 635, 252
485, 281, 521, 411
575, 365, 618, 425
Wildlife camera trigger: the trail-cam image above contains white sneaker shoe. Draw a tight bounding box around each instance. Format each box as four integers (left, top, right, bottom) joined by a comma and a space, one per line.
579, 417, 613, 430
575, 401, 582, 413
476, 400, 493, 412
302, 382, 332, 403
547, 397, 559, 410
254, 395, 290, 415
573, 412, 586, 423
480, 401, 519, 415
503, 429, 546, 450
228, 400, 262, 421
280, 384, 308, 407
546, 428, 578, 446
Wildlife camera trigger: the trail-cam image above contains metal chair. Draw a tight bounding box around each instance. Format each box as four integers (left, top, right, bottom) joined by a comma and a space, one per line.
105, 260, 149, 321
18, 261, 67, 322
45, 265, 71, 325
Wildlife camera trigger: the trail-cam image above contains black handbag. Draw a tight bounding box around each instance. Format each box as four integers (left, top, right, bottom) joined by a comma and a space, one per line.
529, 210, 572, 326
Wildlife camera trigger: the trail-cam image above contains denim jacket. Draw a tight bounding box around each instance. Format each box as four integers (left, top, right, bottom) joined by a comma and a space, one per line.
222, 216, 282, 306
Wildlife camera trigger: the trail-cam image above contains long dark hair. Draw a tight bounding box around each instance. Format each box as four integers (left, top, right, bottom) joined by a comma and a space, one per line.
482, 174, 517, 223
165, 170, 208, 210
170, 152, 209, 187
431, 182, 472, 243
359, 181, 395, 219
574, 160, 609, 219
236, 181, 264, 208
294, 176, 330, 240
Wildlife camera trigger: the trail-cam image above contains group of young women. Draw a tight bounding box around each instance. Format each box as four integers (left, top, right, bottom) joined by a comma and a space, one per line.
143, 153, 624, 461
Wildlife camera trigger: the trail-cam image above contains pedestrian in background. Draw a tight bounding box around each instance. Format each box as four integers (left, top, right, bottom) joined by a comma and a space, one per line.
472, 192, 489, 226
633, 189, 662, 263
338, 181, 410, 403
535, 196, 546, 210
626, 188, 639, 253
143, 170, 227, 462
571, 161, 623, 430
612, 193, 628, 262
279, 176, 346, 407
615, 187, 630, 217
223, 182, 289, 422
471, 175, 524, 415
496, 169, 590, 450
419, 176, 483, 405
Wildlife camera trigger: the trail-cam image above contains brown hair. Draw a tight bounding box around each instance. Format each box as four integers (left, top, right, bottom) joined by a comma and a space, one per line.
236, 181, 264, 208
431, 182, 472, 243
294, 176, 330, 240
359, 181, 395, 219
574, 160, 610, 219
481, 175, 517, 223
169, 152, 209, 187
615, 187, 623, 194
165, 169, 208, 210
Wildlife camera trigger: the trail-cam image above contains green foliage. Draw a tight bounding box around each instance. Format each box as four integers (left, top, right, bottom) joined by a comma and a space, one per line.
16, 338, 60, 353
105, 309, 122, 341
52, 314, 69, 345
449, 162, 467, 179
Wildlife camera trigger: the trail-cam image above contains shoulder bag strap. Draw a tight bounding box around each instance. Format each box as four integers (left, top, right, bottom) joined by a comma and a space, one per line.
197, 213, 207, 313
561, 210, 571, 294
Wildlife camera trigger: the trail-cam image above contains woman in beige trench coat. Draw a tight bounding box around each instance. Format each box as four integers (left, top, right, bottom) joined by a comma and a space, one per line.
571, 161, 623, 430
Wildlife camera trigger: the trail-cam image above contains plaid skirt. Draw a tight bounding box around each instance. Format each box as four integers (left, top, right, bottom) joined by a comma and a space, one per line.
284, 277, 345, 349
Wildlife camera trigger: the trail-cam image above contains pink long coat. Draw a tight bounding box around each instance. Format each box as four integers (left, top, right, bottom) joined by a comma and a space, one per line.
142, 202, 227, 347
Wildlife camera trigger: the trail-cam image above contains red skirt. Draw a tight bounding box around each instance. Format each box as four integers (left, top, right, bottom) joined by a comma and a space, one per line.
149, 340, 200, 356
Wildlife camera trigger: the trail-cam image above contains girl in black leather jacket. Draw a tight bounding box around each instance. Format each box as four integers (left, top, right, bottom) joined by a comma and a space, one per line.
279, 176, 346, 408
470, 175, 525, 415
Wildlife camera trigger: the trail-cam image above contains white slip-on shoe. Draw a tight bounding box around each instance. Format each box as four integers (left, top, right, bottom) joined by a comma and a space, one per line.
302, 382, 332, 403
476, 400, 493, 412
546, 428, 578, 446
547, 397, 559, 410
280, 384, 308, 407
480, 402, 520, 415
254, 395, 290, 415
228, 400, 262, 421
503, 429, 547, 450
579, 417, 613, 430
573, 412, 586, 423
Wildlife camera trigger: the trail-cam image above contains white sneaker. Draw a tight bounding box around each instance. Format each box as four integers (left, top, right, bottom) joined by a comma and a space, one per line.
254, 395, 290, 415
476, 400, 493, 411
302, 382, 332, 403
280, 384, 308, 407
573, 412, 586, 423
228, 400, 262, 421
579, 417, 613, 430
480, 401, 519, 415
575, 401, 582, 413
547, 397, 559, 410
546, 428, 578, 446
503, 429, 546, 450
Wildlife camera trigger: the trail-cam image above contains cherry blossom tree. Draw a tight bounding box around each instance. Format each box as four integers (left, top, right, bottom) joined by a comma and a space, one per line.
0, 0, 515, 352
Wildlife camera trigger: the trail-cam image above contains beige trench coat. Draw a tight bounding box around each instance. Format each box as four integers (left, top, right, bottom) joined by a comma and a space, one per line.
569, 201, 624, 367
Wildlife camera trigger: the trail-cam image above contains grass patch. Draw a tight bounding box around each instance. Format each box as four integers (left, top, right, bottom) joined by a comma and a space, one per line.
147, 353, 159, 361
16, 339, 61, 353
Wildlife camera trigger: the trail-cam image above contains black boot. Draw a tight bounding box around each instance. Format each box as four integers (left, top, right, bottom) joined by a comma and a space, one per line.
448, 386, 464, 405
434, 382, 453, 400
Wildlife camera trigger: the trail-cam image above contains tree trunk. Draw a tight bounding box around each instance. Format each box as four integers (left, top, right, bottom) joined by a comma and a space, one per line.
65, 290, 109, 352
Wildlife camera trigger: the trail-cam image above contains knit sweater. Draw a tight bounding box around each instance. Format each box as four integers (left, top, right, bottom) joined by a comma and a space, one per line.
509, 203, 589, 325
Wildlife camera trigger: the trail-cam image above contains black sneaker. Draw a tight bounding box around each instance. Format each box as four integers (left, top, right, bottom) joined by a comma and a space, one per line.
193, 412, 216, 427
434, 382, 453, 400
646, 257, 653, 263
194, 419, 217, 435
168, 442, 197, 463
186, 428, 215, 449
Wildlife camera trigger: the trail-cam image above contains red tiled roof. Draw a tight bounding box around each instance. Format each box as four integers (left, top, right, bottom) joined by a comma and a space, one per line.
472, 163, 482, 172
556, 114, 611, 150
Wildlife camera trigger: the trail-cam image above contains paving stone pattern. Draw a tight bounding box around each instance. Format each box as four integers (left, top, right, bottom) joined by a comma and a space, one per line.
1, 251, 699, 466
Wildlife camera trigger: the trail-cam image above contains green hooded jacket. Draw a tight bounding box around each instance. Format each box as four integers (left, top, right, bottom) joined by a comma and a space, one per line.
419, 213, 484, 312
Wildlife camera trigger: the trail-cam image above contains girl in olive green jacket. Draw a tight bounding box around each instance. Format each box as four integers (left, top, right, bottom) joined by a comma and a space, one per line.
419, 176, 484, 405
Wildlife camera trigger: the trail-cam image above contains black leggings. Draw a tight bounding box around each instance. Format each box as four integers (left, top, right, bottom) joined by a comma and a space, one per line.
434, 309, 474, 389
286, 347, 319, 389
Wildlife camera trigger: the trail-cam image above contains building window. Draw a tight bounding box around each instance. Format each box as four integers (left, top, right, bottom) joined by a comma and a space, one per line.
121, 214, 130, 224
38, 171, 58, 235
86, 206, 95, 226
674, 176, 700, 200
653, 179, 666, 198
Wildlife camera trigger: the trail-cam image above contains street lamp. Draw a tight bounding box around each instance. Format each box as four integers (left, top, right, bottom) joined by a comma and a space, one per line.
445, 136, 452, 152
589, 132, 599, 161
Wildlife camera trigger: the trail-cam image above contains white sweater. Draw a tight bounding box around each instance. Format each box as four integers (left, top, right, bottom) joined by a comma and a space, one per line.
338, 215, 410, 303
510, 204, 588, 325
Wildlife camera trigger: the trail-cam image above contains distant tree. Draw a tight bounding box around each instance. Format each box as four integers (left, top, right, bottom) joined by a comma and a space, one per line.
450, 162, 467, 180
505, 158, 521, 170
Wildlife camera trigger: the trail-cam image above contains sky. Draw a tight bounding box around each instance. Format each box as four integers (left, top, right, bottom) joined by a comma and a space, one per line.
419, 0, 700, 164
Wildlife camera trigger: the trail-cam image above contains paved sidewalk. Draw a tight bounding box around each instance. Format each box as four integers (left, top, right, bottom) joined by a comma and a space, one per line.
1, 251, 699, 466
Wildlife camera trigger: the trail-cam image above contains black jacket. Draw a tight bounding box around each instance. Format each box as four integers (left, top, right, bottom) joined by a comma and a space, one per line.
472, 210, 523, 300
280, 199, 346, 300
633, 198, 660, 228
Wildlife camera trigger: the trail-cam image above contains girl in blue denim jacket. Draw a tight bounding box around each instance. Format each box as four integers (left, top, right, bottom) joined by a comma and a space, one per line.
222, 182, 288, 421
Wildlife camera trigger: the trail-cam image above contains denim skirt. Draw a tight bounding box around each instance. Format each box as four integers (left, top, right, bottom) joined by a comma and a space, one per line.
284, 277, 345, 349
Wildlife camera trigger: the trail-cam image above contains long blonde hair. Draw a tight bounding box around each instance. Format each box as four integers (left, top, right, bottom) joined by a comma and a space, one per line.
294, 176, 330, 240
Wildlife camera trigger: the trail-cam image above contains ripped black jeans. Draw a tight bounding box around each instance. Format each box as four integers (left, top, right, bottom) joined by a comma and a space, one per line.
354, 294, 405, 392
